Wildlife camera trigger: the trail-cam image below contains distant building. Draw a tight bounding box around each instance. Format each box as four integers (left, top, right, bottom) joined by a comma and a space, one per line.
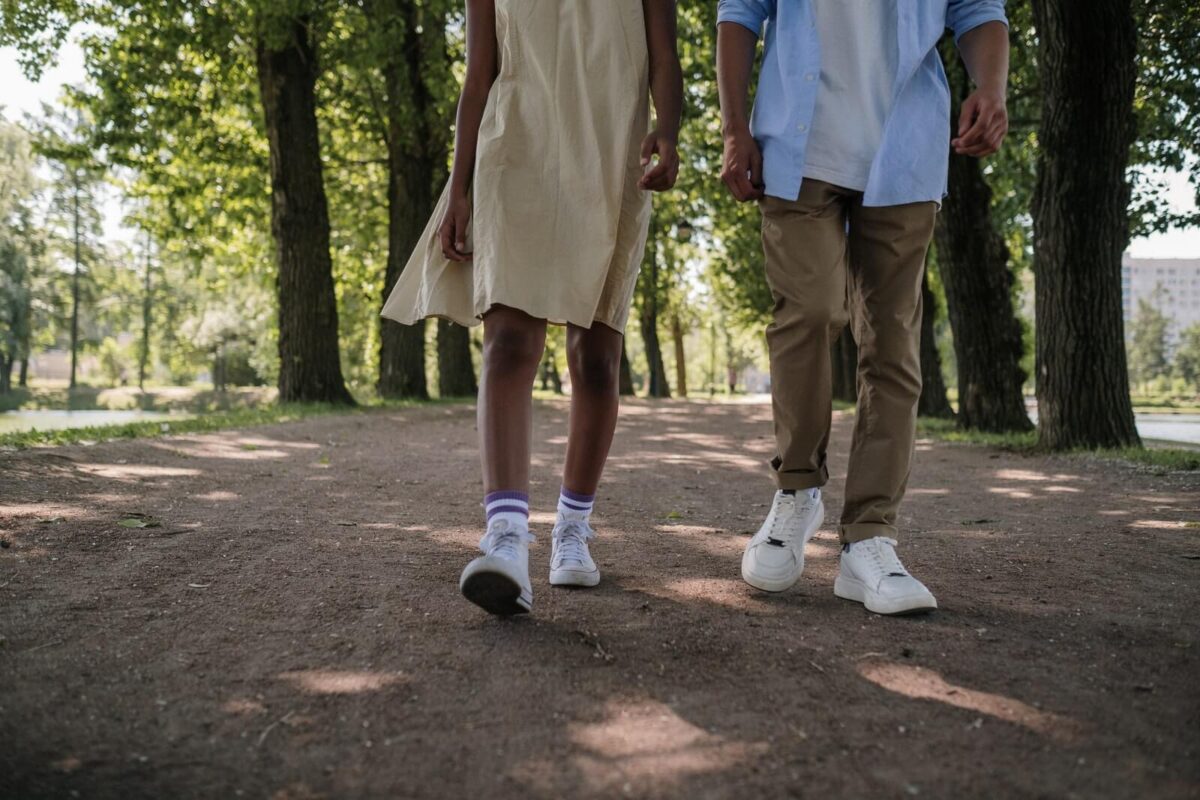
1122, 256, 1200, 348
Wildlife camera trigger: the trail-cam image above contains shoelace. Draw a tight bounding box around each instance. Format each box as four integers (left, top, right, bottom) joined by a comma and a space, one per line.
479, 519, 535, 560
766, 493, 817, 544
553, 518, 595, 567
861, 536, 908, 578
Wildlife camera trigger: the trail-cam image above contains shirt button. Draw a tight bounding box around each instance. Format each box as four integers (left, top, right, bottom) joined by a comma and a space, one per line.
805, 73, 816, 81
797, 123, 808, 133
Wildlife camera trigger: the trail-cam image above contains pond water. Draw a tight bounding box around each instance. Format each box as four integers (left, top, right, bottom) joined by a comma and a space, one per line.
0, 409, 187, 435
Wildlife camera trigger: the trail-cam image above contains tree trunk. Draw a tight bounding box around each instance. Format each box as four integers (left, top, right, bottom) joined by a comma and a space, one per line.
256, 19, 354, 405
936, 53, 1031, 432
437, 320, 477, 397
375, 0, 450, 400
830, 329, 857, 403
138, 234, 152, 391
540, 342, 563, 394
69, 174, 80, 390
0, 356, 12, 394
639, 219, 670, 398
18, 357, 28, 387
1031, 0, 1140, 449
618, 343, 635, 396
671, 313, 687, 398
917, 271, 955, 419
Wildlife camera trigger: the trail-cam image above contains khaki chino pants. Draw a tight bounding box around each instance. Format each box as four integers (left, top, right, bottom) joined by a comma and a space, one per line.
760, 179, 937, 544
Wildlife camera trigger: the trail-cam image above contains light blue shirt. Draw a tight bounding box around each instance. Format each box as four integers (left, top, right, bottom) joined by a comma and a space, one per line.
717, 0, 1009, 207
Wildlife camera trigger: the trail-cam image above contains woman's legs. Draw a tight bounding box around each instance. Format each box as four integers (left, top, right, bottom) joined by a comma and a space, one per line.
562, 322, 624, 495
479, 307, 548, 495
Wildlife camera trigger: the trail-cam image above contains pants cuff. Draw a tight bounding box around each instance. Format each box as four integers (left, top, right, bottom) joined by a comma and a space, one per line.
771, 460, 828, 492
839, 522, 898, 545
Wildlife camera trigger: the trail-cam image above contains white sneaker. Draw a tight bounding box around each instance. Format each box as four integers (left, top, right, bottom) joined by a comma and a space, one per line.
549, 514, 600, 587
459, 519, 534, 615
741, 489, 825, 592
834, 536, 938, 615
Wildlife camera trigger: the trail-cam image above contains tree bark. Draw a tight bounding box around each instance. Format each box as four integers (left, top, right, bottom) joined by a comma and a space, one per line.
69, 173, 80, 390
671, 313, 687, 398
375, 0, 451, 400
256, 19, 354, 405
138, 234, 152, 391
1031, 0, 1140, 448
917, 271, 955, 419
437, 320, 477, 397
618, 343, 635, 396
830, 329, 857, 404
18, 357, 28, 388
540, 342, 563, 394
936, 53, 1031, 432
639, 219, 670, 398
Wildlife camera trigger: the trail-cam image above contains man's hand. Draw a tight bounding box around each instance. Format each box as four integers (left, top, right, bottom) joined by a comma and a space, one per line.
721, 124, 764, 202
438, 191, 472, 262
952, 87, 1007, 157
639, 131, 680, 192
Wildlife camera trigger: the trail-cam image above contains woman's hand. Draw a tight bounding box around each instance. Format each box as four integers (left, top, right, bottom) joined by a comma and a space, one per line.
438, 191, 473, 262
638, 131, 680, 192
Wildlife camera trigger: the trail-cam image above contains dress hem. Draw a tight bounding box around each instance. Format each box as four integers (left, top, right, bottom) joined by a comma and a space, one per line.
380, 301, 627, 334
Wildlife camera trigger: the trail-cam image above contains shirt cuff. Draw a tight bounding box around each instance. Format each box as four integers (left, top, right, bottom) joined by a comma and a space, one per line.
716, 11, 766, 39
952, 13, 1009, 44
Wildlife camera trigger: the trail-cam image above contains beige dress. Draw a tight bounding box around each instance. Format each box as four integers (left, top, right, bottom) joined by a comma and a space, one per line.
381, 0, 652, 332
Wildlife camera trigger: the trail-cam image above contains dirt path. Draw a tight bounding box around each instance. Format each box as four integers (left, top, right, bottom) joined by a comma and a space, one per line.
1, 399, 1197, 799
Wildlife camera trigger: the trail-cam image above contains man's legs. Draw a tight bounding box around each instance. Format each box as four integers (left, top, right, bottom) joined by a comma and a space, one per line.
761, 179, 853, 491
741, 180, 850, 593
831, 197, 940, 615
840, 199, 937, 543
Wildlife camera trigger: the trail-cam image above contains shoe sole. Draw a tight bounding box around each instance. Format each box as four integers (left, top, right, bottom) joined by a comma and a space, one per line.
741, 499, 824, 593
460, 557, 532, 616
833, 575, 937, 616
549, 568, 601, 588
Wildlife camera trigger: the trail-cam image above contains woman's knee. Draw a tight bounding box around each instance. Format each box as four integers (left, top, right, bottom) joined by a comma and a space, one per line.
568, 337, 621, 395
483, 318, 545, 375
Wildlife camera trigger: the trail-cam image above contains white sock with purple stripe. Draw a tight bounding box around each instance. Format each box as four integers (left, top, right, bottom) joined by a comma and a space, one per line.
485, 491, 529, 531
557, 487, 595, 520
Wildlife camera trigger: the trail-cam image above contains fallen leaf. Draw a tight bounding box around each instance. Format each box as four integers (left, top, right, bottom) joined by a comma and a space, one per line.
187, 583, 211, 589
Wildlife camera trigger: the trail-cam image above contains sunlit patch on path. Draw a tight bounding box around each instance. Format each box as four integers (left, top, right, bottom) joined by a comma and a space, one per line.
514, 699, 767, 795
278, 669, 406, 695
858, 661, 1083, 743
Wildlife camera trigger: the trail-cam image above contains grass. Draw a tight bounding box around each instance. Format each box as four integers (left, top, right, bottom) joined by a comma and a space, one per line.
0, 399, 449, 450
917, 416, 1200, 471
0, 383, 278, 413
1129, 393, 1200, 414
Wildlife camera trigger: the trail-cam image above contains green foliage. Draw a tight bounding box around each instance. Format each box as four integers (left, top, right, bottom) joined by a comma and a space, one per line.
1174, 323, 1200, 388
0, 120, 40, 389
2, 1, 1197, 438
1127, 291, 1171, 384
1130, 0, 1200, 233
